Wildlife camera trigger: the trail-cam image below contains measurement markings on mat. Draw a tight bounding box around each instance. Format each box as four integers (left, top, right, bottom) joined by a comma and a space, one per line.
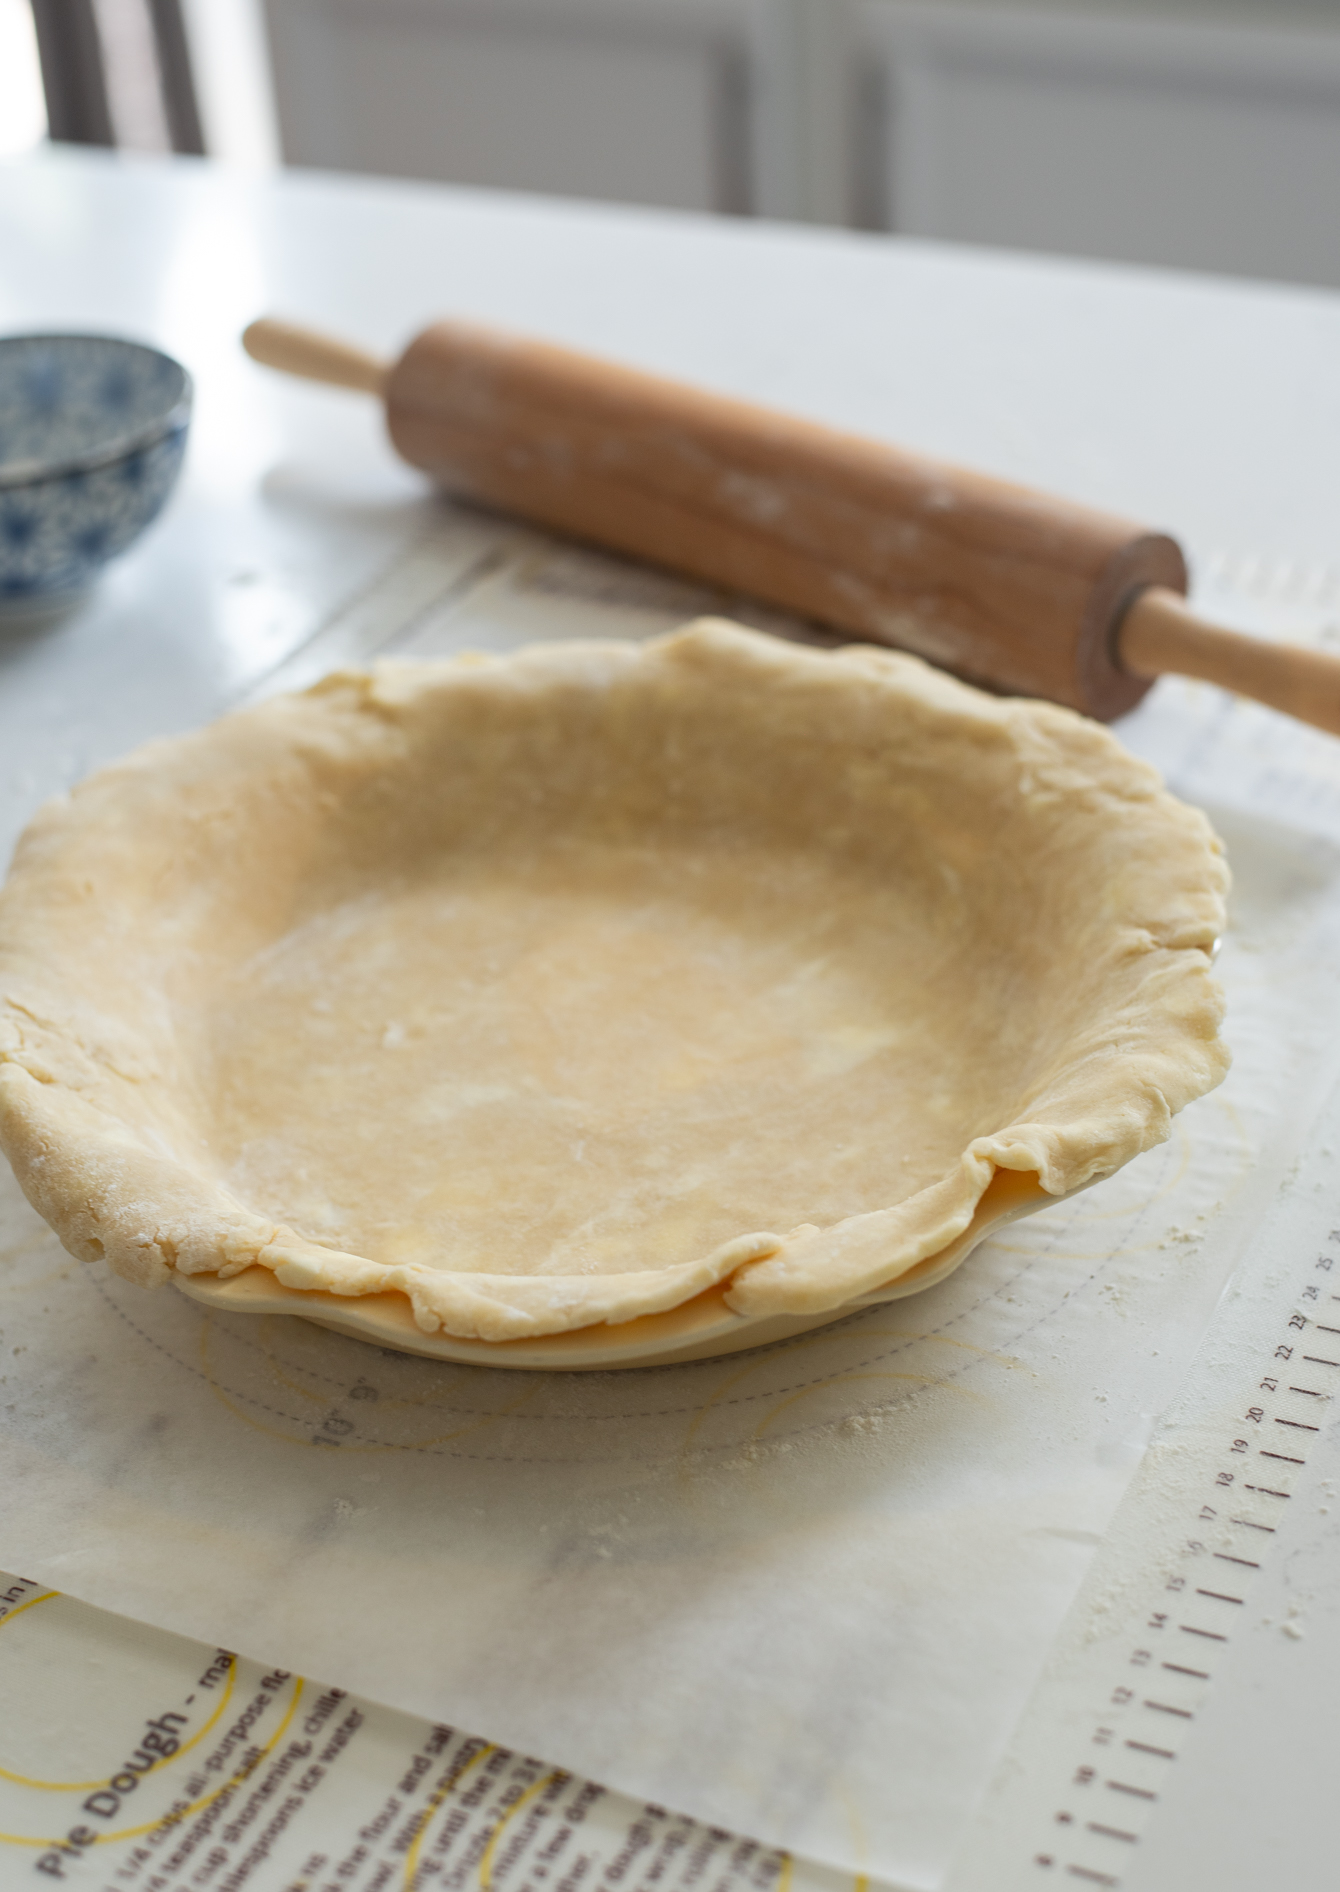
1029, 1237, 1337, 1886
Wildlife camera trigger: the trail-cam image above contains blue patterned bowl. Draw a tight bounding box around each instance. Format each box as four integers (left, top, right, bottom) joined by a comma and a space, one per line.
0, 333, 192, 609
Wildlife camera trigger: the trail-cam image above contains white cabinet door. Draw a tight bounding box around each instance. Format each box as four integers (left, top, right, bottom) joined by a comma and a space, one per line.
263, 0, 753, 213
864, 3, 1340, 288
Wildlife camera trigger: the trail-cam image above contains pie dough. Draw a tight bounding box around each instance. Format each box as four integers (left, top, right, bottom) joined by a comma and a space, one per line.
0, 620, 1229, 1342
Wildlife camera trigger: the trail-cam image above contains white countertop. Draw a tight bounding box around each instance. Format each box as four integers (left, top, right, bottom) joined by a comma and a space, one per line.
4, 145, 1340, 1892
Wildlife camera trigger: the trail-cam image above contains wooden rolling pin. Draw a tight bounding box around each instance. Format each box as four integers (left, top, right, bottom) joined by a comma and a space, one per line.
243, 316, 1340, 734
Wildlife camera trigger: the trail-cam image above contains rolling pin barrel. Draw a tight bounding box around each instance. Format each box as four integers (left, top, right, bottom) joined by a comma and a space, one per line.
386, 322, 1185, 721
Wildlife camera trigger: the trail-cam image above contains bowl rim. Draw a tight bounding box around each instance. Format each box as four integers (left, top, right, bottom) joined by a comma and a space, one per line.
0, 331, 194, 493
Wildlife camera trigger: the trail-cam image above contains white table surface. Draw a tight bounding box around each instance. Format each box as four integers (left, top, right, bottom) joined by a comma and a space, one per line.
4, 145, 1340, 1892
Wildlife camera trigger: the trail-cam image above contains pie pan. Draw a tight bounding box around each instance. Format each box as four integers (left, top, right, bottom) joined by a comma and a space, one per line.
0, 620, 1229, 1368
171, 1167, 1066, 1368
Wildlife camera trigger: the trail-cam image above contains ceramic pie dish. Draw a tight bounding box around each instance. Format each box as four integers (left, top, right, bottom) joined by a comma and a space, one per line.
0, 620, 1229, 1368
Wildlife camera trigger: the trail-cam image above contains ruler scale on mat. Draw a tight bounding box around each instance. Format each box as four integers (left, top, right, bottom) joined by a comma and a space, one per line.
948, 1069, 1340, 1892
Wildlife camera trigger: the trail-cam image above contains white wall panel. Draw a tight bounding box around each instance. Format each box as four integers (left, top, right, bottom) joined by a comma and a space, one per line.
264, 0, 752, 213
866, 4, 1340, 286
261, 0, 1340, 288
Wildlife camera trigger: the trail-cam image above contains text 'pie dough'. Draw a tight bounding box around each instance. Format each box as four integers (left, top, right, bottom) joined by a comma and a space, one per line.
0, 620, 1229, 1341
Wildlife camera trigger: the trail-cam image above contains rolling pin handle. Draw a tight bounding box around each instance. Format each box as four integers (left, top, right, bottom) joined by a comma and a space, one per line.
1118, 585, 1340, 738
242, 318, 389, 396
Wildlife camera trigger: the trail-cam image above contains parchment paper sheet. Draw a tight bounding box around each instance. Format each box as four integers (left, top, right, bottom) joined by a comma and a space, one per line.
0, 1570, 850, 1892
4, 542, 1340, 1891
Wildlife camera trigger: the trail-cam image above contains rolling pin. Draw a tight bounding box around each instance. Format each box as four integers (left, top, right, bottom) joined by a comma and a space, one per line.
243, 316, 1340, 734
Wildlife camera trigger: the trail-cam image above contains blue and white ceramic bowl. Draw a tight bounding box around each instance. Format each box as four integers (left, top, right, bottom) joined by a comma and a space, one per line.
0, 333, 192, 609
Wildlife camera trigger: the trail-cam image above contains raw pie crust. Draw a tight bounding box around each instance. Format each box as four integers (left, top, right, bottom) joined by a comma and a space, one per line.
0, 620, 1229, 1342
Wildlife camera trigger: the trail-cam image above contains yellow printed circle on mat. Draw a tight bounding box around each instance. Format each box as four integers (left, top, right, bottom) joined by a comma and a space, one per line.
0, 1591, 235, 1791
0, 1678, 303, 1850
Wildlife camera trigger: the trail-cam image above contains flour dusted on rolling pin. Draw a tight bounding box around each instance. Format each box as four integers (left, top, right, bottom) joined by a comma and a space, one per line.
384, 320, 1186, 721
